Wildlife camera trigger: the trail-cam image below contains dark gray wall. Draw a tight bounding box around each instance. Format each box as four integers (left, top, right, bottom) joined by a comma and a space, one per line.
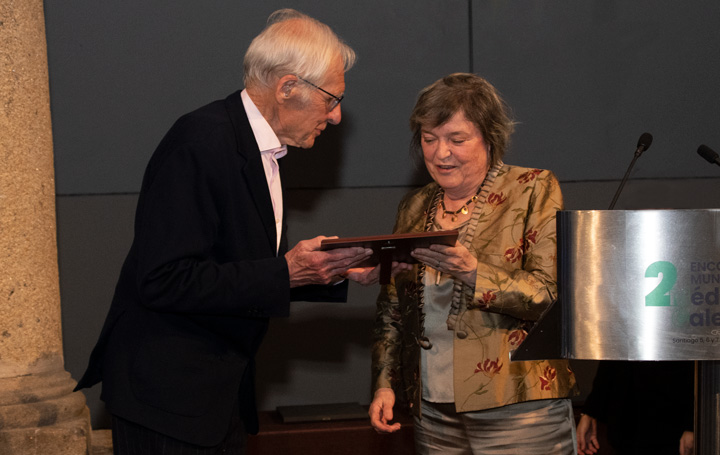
46, 1, 720, 429
46, 0, 720, 195
473, 2, 720, 180
45, 0, 469, 193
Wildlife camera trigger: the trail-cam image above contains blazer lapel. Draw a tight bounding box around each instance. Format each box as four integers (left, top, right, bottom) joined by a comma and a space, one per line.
224, 91, 277, 253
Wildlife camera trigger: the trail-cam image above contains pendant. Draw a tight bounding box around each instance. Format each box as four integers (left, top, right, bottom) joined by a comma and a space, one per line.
460, 206, 469, 215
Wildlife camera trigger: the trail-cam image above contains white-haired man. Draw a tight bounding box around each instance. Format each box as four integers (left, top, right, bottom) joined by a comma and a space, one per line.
76, 9, 389, 454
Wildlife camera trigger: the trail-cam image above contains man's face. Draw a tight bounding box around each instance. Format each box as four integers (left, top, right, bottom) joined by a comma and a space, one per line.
275, 59, 345, 149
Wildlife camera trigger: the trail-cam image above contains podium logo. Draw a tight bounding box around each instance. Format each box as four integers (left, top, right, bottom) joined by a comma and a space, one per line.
646, 260, 720, 328
645, 261, 677, 307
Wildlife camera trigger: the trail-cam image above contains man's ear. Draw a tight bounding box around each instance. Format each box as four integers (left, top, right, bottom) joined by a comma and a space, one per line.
275, 75, 299, 103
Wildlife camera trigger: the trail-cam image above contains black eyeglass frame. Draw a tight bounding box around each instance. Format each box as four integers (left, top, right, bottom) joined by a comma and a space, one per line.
296, 76, 344, 111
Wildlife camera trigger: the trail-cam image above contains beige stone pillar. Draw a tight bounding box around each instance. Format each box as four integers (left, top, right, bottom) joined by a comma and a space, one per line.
0, 1, 91, 454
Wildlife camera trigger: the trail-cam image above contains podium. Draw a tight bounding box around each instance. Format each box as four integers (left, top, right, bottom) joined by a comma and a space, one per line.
513, 209, 720, 454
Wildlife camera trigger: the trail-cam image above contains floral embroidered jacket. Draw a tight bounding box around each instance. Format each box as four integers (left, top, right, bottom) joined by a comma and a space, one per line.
371, 163, 579, 416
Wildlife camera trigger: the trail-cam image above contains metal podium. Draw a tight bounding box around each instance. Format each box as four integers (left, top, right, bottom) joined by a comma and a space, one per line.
513, 209, 720, 454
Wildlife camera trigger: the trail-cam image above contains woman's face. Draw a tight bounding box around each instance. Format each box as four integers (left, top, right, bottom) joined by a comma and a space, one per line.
421, 110, 490, 199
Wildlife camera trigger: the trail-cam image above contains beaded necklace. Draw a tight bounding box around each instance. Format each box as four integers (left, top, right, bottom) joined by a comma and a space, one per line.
438, 188, 482, 222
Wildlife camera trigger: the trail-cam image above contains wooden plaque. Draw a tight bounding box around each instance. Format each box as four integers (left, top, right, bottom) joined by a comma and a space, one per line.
321, 230, 458, 284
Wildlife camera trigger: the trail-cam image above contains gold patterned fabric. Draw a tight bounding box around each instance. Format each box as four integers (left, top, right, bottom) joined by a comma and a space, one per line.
371, 163, 579, 416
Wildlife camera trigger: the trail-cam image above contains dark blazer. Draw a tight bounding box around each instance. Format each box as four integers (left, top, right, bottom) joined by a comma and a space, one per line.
76, 90, 347, 446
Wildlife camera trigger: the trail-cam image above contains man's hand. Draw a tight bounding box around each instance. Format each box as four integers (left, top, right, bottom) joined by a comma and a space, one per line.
285, 236, 372, 288
368, 388, 401, 433
679, 431, 694, 455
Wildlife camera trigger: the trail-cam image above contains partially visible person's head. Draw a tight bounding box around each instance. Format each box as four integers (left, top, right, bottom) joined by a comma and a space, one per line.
244, 9, 355, 102
243, 9, 356, 148
409, 73, 514, 167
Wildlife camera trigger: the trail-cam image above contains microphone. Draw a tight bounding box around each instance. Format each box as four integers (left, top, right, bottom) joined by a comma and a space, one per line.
608, 132, 653, 210
636, 132, 653, 156
697, 144, 720, 167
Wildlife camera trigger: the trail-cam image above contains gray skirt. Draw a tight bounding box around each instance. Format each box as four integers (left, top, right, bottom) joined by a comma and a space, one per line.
414, 398, 577, 455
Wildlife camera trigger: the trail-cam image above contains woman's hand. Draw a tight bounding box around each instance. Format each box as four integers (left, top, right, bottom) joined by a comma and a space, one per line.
411, 241, 478, 287
368, 388, 401, 433
577, 414, 600, 454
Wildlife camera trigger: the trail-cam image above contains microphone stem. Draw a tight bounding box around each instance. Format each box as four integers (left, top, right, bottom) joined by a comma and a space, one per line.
608, 150, 642, 210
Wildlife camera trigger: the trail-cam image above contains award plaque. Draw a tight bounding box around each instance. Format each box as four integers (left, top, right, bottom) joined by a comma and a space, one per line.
321, 230, 458, 284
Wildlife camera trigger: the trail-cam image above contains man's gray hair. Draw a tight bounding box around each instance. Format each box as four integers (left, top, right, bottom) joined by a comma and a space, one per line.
243, 9, 356, 92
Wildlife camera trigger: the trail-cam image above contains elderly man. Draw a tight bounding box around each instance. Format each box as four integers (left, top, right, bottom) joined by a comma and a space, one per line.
75, 9, 381, 454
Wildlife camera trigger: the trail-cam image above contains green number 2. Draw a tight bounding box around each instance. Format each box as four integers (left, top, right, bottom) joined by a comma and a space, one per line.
645, 261, 677, 307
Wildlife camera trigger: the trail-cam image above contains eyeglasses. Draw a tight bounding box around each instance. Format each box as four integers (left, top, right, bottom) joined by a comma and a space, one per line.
296, 76, 344, 112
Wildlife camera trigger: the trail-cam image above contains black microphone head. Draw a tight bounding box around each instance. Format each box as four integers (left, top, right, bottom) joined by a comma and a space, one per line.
637, 132, 653, 151
697, 144, 719, 164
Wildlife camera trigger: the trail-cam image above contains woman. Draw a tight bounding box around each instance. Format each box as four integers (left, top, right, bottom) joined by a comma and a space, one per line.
369, 73, 578, 454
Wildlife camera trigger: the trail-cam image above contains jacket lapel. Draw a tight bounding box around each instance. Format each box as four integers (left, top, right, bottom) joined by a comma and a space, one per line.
224, 91, 277, 253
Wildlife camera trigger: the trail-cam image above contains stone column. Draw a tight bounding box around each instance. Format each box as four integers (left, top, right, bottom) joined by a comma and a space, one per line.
0, 1, 91, 454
